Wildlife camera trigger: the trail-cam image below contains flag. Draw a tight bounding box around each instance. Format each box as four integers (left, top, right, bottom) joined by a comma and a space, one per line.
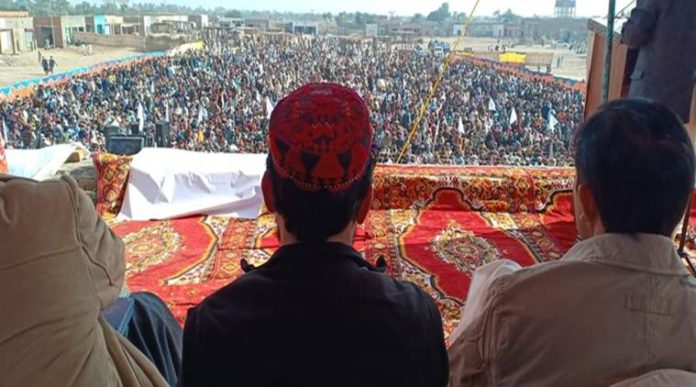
221, 93, 226, 109
547, 114, 558, 133
165, 103, 170, 123
509, 107, 518, 126
265, 97, 274, 120
488, 98, 496, 112
1, 118, 8, 145
150, 82, 155, 94
457, 116, 465, 134
137, 102, 145, 133
197, 106, 205, 126
549, 140, 554, 159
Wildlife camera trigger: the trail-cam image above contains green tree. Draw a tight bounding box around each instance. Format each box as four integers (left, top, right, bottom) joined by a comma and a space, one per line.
74, 1, 94, 14
224, 9, 243, 18
412, 13, 424, 22
427, 2, 450, 22
500, 9, 522, 23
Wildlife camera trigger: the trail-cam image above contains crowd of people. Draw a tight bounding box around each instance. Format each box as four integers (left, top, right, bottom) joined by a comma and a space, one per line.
0, 33, 584, 166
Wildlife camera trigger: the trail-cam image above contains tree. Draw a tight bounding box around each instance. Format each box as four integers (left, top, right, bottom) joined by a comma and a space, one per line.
224, 9, 243, 18
412, 13, 424, 22
500, 9, 522, 23
427, 2, 450, 22
74, 1, 94, 14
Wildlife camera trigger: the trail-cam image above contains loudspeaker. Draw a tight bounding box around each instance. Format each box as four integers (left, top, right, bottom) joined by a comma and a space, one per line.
103, 125, 120, 140
106, 135, 145, 155
130, 123, 140, 135
155, 121, 171, 148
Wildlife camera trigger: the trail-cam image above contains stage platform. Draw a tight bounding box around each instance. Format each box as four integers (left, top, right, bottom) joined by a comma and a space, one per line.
92, 153, 579, 338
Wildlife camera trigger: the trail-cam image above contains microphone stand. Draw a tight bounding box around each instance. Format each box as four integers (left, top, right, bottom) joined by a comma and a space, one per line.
678, 190, 696, 276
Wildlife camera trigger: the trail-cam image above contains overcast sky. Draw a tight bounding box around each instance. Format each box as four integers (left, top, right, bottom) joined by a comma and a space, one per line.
183, 0, 636, 18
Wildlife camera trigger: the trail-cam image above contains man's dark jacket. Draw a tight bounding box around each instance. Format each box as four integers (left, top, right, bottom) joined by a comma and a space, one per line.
179, 242, 449, 387
622, 0, 696, 122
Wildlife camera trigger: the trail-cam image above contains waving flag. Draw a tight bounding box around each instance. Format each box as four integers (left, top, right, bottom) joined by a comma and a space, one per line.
548, 114, 558, 133
137, 102, 145, 133
1, 118, 8, 145
265, 97, 274, 120
457, 116, 465, 134
509, 107, 518, 126
488, 98, 496, 112
197, 106, 206, 126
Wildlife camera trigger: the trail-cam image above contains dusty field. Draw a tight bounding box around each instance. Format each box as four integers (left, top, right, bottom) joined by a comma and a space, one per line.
0, 46, 140, 87
431, 36, 588, 80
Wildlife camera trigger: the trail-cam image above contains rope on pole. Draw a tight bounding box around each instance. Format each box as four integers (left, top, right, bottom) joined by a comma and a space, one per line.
395, 0, 482, 164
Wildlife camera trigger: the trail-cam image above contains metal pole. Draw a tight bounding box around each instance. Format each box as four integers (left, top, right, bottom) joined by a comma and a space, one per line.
603, 0, 617, 102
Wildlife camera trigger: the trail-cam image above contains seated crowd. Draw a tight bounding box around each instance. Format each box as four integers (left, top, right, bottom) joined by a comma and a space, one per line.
1, 82, 695, 387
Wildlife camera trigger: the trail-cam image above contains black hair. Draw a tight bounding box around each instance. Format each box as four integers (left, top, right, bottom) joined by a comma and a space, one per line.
574, 98, 695, 237
267, 156, 375, 242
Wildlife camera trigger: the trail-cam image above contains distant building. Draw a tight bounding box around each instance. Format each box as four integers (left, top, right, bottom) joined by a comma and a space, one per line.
123, 16, 155, 35
554, 0, 577, 18
365, 23, 378, 37
105, 15, 125, 34
0, 11, 34, 54
89, 15, 125, 35
215, 17, 244, 29
292, 22, 318, 35
85, 15, 108, 34
33, 16, 86, 48
452, 23, 466, 36
466, 21, 505, 38
245, 18, 270, 31
188, 15, 209, 30
516, 17, 587, 43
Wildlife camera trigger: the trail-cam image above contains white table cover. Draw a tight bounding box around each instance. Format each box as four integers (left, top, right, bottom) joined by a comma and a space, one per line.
118, 148, 267, 220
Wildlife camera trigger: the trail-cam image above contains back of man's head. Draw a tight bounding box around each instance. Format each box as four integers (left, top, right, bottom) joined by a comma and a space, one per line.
265, 83, 375, 242
575, 98, 695, 236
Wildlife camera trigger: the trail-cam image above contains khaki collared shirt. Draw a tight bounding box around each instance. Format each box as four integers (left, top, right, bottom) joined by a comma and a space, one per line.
0, 175, 166, 387
448, 233, 696, 387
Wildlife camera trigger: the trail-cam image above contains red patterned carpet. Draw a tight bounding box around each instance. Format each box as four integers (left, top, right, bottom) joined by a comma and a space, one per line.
109, 165, 581, 337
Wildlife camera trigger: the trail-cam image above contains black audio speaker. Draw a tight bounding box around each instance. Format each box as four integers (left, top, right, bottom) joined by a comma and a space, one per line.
103, 125, 121, 140
130, 123, 140, 135
106, 135, 145, 155
155, 121, 171, 148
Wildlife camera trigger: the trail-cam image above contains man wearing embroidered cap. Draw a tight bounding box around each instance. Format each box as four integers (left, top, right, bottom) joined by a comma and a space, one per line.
179, 83, 448, 387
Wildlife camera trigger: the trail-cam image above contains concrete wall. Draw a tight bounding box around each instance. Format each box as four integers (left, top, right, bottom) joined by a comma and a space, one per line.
73, 31, 188, 51
73, 31, 146, 50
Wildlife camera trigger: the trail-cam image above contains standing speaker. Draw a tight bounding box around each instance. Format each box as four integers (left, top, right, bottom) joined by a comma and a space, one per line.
103, 125, 120, 140
130, 123, 140, 135
155, 121, 171, 148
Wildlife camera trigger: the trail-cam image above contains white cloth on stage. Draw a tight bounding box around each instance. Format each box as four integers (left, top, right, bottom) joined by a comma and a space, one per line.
6, 144, 87, 180
448, 259, 521, 344
118, 149, 267, 220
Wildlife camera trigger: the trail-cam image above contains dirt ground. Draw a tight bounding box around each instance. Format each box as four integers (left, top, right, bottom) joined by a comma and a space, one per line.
432, 36, 588, 80
0, 46, 140, 87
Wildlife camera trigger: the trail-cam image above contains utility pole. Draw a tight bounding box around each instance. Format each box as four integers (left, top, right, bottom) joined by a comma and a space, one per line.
49, 0, 56, 49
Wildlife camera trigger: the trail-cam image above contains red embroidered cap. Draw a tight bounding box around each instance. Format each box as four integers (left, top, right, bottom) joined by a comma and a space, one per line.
268, 83, 373, 192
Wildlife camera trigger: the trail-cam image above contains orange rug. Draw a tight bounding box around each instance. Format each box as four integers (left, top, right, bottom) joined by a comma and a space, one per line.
110, 165, 578, 338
